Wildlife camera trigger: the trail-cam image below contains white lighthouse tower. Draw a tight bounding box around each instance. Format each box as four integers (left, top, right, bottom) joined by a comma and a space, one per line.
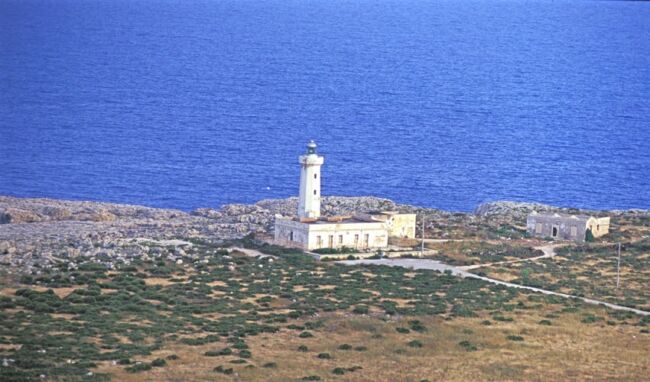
298, 140, 324, 219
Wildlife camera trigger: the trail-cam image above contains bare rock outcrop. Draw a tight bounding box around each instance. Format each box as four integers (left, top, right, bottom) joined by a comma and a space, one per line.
474, 200, 619, 224
3, 195, 645, 274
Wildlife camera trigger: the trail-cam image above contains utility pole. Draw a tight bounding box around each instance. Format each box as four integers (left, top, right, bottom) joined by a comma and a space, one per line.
421, 215, 425, 254
616, 242, 621, 289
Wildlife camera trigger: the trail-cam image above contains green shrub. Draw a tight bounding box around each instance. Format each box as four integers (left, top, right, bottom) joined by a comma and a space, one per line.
506, 335, 524, 341
125, 362, 152, 373
352, 305, 369, 315
297, 345, 309, 352
407, 340, 423, 348
581, 314, 603, 324
396, 327, 410, 334
332, 368, 346, 375
338, 344, 352, 350
262, 362, 277, 368
317, 353, 331, 359
299, 331, 314, 338
302, 376, 321, 381
354, 346, 367, 351
238, 349, 252, 358
214, 365, 234, 375
458, 340, 477, 351
232, 340, 249, 350
408, 320, 427, 332
313, 247, 357, 255
151, 358, 166, 367
451, 304, 477, 318
205, 348, 232, 357
538, 320, 552, 326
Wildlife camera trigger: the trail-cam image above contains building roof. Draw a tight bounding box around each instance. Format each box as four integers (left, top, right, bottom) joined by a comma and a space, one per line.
309, 217, 383, 225
528, 211, 592, 221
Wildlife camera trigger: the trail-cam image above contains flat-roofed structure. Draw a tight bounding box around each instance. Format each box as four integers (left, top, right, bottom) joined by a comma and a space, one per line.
275, 216, 389, 250
526, 212, 610, 242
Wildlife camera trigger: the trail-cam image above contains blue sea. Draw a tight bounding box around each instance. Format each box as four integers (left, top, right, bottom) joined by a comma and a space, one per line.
1, 0, 649, 212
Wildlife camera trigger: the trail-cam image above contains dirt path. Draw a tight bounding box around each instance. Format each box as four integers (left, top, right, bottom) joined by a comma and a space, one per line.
231, 247, 276, 259
459, 243, 561, 271
339, 257, 650, 316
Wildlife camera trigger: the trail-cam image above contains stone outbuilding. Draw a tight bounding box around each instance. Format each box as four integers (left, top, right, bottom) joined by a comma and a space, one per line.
526, 212, 610, 242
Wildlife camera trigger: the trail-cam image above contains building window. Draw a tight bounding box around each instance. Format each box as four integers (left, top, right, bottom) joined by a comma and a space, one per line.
313, 190, 317, 195
316, 236, 322, 248
289, 231, 294, 241
314, 174, 317, 179
328, 235, 334, 248
354, 234, 359, 245
338, 235, 343, 244
535, 223, 542, 234
364, 233, 369, 247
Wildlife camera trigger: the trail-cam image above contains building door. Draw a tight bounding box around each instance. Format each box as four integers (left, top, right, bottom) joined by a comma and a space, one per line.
328, 235, 334, 248
552, 227, 558, 237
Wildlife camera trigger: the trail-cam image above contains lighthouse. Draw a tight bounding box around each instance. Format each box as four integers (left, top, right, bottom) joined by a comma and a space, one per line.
298, 140, 324, 219
274, 141, 415, 251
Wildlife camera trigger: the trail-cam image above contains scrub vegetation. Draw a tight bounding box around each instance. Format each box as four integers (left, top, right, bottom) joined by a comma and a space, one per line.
472, 239, 650, 310
423, 241, 543, 266
0, 238, 648, 381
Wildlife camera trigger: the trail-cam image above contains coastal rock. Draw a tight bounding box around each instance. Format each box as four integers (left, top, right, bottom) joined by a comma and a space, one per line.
0, 208, 43, 224
2, 195, 646, 273
474, 201, 559, 220
474, 201, 617, 223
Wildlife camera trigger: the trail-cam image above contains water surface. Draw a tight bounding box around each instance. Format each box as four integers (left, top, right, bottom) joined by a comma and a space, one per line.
1, 0, 649, 211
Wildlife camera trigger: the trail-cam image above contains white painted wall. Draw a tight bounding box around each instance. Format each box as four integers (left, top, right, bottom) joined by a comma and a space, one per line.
298, 152, 324, 219
275, 218, 389, 251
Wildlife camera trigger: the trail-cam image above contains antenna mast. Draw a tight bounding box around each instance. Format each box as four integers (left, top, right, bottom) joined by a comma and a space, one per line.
616, 242, 621, 289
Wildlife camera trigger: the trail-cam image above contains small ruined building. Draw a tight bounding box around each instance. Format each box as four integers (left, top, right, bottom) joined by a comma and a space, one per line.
526, 212, 610, 242
274, 141, 416, 251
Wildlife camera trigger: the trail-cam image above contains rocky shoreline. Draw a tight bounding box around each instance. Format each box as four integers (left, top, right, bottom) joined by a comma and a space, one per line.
1, 195, 648, 275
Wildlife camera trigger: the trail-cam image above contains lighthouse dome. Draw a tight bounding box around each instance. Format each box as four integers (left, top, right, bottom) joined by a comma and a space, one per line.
306, 140, 317, 154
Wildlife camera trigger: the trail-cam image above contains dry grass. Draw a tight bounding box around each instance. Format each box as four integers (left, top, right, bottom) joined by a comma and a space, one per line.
93, 307, 650, 382
474, 241, 650, 310
143, 277, 177, 286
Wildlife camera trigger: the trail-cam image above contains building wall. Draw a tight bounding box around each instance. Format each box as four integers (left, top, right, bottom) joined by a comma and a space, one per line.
274, 219, 310, 248
306, 222, 388, 250
526, 215, 588, 242
274, 218, 388, 250
587, 217, 610, 238
387, 214, 417, 238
